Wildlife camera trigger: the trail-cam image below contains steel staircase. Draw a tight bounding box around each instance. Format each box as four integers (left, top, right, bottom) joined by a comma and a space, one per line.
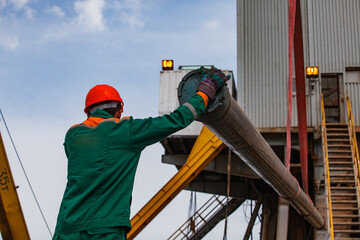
325, 123, 360, 239
168, 195, 244, 240
321, 94, 360, 239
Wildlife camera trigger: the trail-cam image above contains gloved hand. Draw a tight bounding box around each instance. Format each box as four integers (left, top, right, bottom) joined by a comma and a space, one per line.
197, 66, 231, 99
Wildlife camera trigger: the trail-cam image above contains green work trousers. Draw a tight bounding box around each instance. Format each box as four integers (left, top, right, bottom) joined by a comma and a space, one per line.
54, 227, 127, 240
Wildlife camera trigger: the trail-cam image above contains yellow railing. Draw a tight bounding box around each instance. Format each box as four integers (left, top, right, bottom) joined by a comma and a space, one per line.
321, 94, 334, 240
346, 95, 360, 196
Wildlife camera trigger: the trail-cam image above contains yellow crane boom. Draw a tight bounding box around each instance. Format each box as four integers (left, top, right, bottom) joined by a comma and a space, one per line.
127, 126, 225, 239
0, 131, 30, 239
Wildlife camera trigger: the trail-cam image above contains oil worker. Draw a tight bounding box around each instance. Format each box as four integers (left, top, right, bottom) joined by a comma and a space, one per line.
53, 67, 230, 240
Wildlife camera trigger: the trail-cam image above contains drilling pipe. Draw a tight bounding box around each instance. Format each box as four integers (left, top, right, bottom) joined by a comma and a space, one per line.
178, 68, 325, 229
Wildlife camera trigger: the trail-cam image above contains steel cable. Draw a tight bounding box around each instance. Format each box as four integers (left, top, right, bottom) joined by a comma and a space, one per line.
0, 109, 53, 238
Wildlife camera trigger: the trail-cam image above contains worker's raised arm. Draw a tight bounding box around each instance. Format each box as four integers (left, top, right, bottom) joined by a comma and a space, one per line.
130, 67, 230, 150
129, 92, 208, 150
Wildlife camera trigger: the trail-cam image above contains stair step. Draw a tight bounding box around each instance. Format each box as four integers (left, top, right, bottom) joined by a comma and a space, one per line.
332, 200, 358, 204
329, 159, 353, 163
330, 180, 355, 184
331, 186, 357, 191
327, 138, 350, 141
333, 229, 360, 233
334, 238, 360, 240
326, 123, 348, 126
328, 150, 352, 154
333, 215, 360, 218
328, 144, 351, 147
329, 167, 354, 171
332, 193, 357, 197
331, 192, 358, 196
328, 147, 352, 151
327, 146, 352, 150
327, 128, 348, 131
329, 156, 353, 160
333, 222, 360, 225
330, 178, 355, 181
332, 207, 359, 211
328, 139, 351, 142
329, 155, 353, 159
330, 173, 354, 177
329, 163, 353, 167
327, 134, 350, 137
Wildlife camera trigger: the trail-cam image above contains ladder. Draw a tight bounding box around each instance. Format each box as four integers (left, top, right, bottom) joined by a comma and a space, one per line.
168, 195, 244, 240
325, 123, 360, 239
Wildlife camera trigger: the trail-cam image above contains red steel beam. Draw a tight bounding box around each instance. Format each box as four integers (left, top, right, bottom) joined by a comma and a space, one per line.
294, 0, 308, 194
286, 0, 296, 170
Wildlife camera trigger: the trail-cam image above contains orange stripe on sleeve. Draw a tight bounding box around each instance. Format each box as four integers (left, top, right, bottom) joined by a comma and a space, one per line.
196, 91, 209, 107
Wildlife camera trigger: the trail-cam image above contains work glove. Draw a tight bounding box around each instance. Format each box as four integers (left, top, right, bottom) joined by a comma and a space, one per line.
197, 66, 231, 99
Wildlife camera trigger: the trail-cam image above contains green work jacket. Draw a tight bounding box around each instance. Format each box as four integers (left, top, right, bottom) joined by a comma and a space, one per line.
54, 93, 207, 237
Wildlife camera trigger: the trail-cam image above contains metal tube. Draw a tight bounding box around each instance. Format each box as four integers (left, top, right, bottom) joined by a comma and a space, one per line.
199, 88, 324, 229
178, 70, 324, 229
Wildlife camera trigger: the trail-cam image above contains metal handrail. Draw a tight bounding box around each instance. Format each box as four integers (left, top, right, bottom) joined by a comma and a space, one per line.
321, 94, 334, 240
168, 194, 228, 240
346, 95, 360, 197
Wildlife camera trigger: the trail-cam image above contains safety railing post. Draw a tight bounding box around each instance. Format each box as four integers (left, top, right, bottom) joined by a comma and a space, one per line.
321, 94, 335, 240
346, 95, 360, 202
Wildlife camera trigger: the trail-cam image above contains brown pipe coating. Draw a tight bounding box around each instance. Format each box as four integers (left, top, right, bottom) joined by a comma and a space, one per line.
199, 88, 324, 229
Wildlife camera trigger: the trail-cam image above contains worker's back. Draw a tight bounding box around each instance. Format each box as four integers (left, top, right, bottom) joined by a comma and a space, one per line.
55, 110, 138, 235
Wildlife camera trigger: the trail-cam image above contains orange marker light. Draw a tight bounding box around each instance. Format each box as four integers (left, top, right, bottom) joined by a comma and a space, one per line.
162, 60, 174, 71
306, 66, 319, 78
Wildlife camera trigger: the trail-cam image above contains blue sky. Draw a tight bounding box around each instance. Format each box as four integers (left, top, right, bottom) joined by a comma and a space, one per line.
0, 0, 260, 239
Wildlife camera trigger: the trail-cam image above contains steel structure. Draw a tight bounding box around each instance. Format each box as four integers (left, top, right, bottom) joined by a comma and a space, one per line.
178, 69, 324, 230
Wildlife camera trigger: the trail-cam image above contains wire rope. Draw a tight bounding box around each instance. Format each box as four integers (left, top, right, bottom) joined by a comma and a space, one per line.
0, 109, 53, 238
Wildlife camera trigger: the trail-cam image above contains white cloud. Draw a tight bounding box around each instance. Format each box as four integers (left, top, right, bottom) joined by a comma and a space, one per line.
4, 0, 36, 20
9, 0, 29, 10
119, 11, 144, 30
0, 0, 6, 10
204, 20, 220, 29
45, 6, 65, 18
0, 35, 19, 50
74, 0, 106, 32
108, 0, 145, 30
24, 6, 35, 19
119, 10, 144, 30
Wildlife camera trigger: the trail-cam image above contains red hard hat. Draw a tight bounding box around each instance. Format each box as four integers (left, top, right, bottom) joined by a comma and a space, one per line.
84, 84, 124, 114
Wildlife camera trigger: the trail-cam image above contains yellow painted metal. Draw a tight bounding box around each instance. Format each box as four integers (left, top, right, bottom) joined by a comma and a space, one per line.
346, 95, 360, 199
0, 132, 30, 240
321, 94, 334, 240
127, 126, 225, 240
